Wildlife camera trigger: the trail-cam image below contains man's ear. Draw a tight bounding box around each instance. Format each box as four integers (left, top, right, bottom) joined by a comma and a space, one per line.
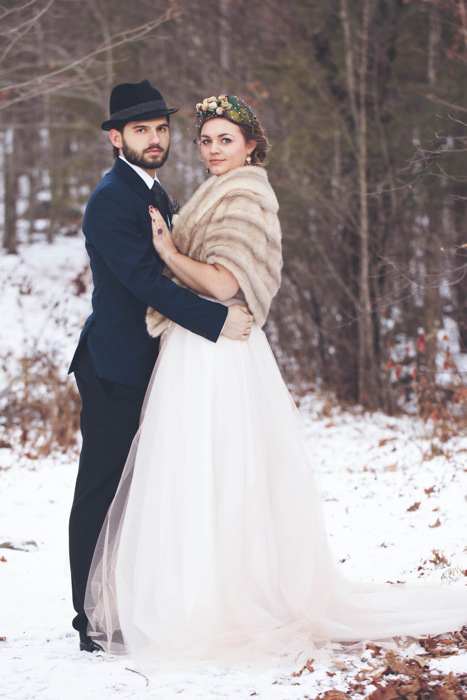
109, 128, 123, 150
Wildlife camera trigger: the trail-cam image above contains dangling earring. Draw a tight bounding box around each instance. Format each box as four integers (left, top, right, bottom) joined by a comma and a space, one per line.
206, 167, 210, 175
245, 154, 252, 166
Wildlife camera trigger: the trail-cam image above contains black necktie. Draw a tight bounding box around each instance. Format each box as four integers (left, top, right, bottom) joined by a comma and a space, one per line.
151, 180, 171, 228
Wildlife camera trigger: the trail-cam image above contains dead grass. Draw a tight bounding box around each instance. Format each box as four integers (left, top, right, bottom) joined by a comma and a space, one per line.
0, 350, 80, 458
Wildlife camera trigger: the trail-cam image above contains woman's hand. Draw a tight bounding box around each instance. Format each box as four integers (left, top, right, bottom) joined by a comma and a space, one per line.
149, 205, 178, 263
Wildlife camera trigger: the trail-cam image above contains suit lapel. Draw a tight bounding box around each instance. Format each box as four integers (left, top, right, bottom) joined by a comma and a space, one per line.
113, 158, 173, 229
113, 158, 155, 208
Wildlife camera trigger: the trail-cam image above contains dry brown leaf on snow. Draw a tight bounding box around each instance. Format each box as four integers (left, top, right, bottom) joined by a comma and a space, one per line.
365, 642, 384, 657
316, 691, 349, 700
424, 485, 436, 496
407, 501, 420, 512
366, 681, 401, 700
420, 627, 467, 657
291, 658, 314, 676
384, 464, 398, 472
429, 549, 449, 567
378, 438, 397, 447
383, 650, 427, 676
429, 518, 442, 528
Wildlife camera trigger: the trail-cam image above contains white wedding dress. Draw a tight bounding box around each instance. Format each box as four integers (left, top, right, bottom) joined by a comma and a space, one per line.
85, 301, 467, 669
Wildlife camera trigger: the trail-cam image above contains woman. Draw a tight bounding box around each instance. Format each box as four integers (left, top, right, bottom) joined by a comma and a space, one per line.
85, 95, 466, 668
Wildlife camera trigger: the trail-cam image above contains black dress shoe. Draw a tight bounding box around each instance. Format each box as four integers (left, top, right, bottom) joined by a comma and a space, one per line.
79, 636, 104, 653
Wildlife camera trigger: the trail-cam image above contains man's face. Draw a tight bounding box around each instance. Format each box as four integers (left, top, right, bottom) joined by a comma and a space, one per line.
110, 117, 170, 173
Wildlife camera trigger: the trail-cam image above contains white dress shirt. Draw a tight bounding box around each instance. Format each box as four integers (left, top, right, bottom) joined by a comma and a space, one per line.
119, 155, 160, 189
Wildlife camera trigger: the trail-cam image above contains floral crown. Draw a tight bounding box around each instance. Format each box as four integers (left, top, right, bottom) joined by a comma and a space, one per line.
195, 94, 257, 129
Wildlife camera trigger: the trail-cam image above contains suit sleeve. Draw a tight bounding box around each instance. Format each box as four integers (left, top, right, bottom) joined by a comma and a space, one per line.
83, 188, 227, 342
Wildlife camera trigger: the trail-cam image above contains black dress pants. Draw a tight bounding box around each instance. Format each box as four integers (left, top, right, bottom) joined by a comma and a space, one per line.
69, 342, 146, 636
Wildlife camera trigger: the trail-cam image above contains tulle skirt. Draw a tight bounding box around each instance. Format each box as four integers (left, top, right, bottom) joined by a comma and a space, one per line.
84, 314, 467, 670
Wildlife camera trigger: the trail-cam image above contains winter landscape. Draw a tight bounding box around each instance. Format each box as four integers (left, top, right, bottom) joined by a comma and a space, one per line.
1, 234, 466, 699
2, 2, 467, 698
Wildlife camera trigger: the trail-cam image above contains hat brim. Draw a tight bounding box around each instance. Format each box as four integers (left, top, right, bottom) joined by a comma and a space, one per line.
101, 107, 178, 131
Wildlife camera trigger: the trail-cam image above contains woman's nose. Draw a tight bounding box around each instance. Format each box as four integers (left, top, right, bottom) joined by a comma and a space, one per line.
209, 141, 220, 153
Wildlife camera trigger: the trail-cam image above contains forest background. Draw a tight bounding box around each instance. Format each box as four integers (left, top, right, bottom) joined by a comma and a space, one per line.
1, 0, 466, 439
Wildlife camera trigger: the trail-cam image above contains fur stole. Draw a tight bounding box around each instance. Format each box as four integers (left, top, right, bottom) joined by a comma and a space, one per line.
146, 165, 282, 338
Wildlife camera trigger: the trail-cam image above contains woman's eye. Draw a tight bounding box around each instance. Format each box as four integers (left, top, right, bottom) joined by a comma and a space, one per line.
222, 138, 232, 144
201, 139, 210, 145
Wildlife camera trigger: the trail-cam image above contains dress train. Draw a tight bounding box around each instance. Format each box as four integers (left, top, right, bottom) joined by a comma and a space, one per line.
84, 309, 467, 669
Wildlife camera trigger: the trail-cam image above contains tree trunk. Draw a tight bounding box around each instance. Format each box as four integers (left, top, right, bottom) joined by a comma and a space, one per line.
423, 210, 441, 379
452, 193, 467, 350
3, 127, 19, 254
356, 0, 379, 406
219, 0, 230, 73
427, 1, 441, 85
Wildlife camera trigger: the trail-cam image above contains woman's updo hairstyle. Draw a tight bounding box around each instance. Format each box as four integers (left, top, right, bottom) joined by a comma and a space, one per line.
195, 94, 270, 166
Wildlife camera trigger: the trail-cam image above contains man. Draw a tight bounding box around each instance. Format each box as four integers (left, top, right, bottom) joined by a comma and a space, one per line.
68, 80, 253, 652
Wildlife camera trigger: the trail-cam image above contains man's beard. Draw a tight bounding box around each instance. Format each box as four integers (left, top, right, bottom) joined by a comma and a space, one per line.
121, 137, 169, 169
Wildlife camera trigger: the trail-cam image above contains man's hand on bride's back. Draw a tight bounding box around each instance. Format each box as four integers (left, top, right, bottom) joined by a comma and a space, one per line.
222, 305, 253, 340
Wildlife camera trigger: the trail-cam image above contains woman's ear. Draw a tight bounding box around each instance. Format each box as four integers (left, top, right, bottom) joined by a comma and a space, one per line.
247, 140, 256, 156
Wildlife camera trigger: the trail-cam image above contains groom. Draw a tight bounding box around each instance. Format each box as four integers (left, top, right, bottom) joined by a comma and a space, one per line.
68, 80, 253, 652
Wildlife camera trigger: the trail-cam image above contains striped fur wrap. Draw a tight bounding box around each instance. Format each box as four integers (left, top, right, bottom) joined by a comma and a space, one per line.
146, 165, 283, 338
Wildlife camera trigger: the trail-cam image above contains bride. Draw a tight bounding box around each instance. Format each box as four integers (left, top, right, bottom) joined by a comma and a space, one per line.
84, 94, 467, 668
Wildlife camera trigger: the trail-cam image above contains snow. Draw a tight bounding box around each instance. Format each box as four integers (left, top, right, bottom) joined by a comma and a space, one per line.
1, 234, 466, 698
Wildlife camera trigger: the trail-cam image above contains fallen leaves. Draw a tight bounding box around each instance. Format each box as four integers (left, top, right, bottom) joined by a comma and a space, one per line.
429, 518, 442, 528
378, 438, 397, 448
429, 550, 449, 567
420, 626, 467, 657
383, 464, 398, 472
407, 501, 420, 512
365, 672, 467, 700
292, 658, 315, 676
295, 631, 467, 699
317, 692, 349, 700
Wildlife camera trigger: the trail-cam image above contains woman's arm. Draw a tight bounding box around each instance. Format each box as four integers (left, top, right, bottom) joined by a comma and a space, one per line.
149, 205, 239, 301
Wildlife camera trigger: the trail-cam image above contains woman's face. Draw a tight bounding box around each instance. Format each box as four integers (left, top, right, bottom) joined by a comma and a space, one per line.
199, 118, 255, 176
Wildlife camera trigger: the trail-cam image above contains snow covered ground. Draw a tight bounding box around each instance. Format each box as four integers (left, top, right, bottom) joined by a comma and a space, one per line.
1, 235, 466, 699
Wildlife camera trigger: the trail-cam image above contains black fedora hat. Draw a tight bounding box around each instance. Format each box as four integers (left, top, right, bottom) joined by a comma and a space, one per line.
101, 79, 178, 131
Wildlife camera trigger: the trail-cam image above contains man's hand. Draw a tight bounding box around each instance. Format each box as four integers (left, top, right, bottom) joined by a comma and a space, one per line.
222, 305, 254, 340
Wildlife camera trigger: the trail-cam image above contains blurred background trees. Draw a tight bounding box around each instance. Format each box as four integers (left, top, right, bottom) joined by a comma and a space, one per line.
1, 0, 466, 413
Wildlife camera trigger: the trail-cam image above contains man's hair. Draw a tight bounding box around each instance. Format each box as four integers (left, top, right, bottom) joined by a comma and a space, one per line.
111, 116, 171, 159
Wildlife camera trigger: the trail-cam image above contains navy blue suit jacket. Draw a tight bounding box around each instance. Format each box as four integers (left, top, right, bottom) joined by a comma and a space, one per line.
69, 158, 228, 388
